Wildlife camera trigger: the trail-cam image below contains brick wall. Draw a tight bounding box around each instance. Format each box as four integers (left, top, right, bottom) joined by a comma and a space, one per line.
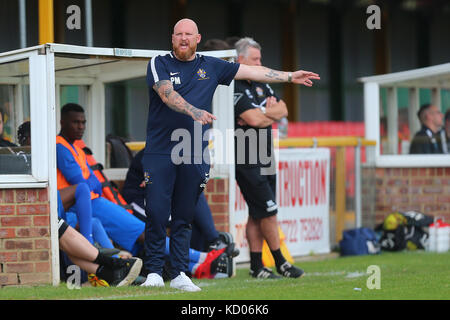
0, 188, 52, 287
204, 178, 229, 232
371, 167, 450, 225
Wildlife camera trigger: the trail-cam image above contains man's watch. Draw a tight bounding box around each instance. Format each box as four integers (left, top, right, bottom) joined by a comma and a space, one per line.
288, 72, 292, 83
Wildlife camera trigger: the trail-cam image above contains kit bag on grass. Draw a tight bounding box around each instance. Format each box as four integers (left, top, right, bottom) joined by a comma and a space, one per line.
377, 211, 433, 251
402, 211, 433, 250
377, 212, 408, 251
339, 227, 381, 256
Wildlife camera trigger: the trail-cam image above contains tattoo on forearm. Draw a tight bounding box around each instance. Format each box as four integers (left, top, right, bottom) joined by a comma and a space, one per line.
154, 80, 168, 91
264, 68, 284, 82
163, 87, 171, 99
154, 80, 203, 119
187, 105, 203, 120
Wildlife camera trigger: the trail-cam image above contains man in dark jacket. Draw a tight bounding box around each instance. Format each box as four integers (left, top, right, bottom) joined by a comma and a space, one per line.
409, 104, 444, 154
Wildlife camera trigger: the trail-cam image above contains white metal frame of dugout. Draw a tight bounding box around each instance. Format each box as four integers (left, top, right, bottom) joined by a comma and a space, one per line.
0, 44, 237, 285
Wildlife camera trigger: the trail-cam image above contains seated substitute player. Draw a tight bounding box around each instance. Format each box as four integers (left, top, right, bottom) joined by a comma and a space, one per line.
233, 37, 305, 279
56, 103, 146, 255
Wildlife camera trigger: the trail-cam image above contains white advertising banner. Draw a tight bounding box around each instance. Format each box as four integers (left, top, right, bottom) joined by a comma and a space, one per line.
231, 148, 330, 263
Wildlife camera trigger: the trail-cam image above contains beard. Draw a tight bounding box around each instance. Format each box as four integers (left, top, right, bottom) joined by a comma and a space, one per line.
173, 41, 197, 61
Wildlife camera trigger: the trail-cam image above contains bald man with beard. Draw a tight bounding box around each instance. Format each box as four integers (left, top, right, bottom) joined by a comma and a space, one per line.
141, 18, 320, 291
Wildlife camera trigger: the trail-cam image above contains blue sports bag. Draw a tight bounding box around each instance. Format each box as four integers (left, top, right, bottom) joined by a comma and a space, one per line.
339, 227, 381, 256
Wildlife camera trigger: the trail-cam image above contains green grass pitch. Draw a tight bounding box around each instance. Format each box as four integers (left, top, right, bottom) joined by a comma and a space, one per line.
0, 251, 448, 300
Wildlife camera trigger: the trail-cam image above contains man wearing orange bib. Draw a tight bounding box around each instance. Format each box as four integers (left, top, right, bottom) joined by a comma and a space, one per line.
56, 103, 145, 255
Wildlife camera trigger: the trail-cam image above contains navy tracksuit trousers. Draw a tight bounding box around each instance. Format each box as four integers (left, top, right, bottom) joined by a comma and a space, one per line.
142, 154, 210, 279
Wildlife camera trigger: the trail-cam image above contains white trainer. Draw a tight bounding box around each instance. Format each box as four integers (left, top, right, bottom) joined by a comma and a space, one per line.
170, 272, 201, 292
141, 273, 165, 287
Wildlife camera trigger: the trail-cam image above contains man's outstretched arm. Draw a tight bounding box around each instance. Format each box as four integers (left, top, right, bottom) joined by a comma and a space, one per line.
235, 65, 320, 87
153, 80, 216, 125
